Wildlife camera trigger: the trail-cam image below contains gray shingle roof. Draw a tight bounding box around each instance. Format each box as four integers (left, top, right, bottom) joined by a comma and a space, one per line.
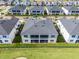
47, 6, 63, 11
29, 6, 45, 12
0, 18, 19, 35
21, 18, 58, 35
63, 6, 79, 11
10, 4, 26, 12
60, 19, 79, 35
15, 0, 30, 3
1, 0, 9, 2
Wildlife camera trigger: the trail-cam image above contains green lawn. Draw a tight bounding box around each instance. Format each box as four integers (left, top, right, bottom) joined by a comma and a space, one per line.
0, 48, 79, 59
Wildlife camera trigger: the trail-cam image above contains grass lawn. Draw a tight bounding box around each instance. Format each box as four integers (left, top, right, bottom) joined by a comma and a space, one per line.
0, 48, 79, 59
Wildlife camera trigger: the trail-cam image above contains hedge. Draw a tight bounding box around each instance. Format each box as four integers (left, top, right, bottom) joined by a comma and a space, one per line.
0, 43, 79, 48
6, 13, 79, 17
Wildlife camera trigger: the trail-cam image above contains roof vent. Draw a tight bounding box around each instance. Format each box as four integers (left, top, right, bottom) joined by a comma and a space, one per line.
42, 20, 46, 24
75, 22, 77, 24
41, 25, 45, 27
73, 20, 75, 22
35, 25, 38, 27
32, 19, 34, 20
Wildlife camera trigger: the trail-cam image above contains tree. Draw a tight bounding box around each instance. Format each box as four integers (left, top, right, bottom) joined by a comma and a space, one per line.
18, 0, 22, 4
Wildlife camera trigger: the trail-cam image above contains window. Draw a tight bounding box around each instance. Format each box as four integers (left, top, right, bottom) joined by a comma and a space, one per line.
30, 35, 39, 38
12, 10, 16, 12
40, 40, 48, 43
5, 40, 8, 42
72, 11, 75, 13
52, 11, 55, 13
51, 35, 55, 38
56, 11, 60, 13
72, 35, 75, 38
17, 10, 20, 12
76, 11, 79, 13
0, 40, 2, 43
25, 40, 28, 42
31, 40, 39, 43
24, 35, 28, 38
3, 36, 7, 38
78, 36, 79, 39
76, 40, 79, 43
40, 35, 48, 38
33, 11, 36, 12
17, 24, 20, 27
52, 11, 60, 13
37, 11, 40, 13
70, 40, 73, 42
50, 40, 54, 42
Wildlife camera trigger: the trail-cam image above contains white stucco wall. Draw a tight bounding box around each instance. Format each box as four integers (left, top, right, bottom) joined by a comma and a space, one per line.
46, 7, 63, 15
57, 20, 70, 43
45, 7, 50, 15
29, 9, 44, 15
9, 8, 27, 15
0, 20, 21, 44
21, 34, 58, 43
57, 20, 79, 43
62, 7, 69, 15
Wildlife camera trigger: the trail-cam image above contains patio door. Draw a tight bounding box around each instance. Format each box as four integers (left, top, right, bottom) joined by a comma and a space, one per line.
0, 40, 2, 43
75, 40, 79, 43
31, 40, 39, 43
40, 40, 48, 43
